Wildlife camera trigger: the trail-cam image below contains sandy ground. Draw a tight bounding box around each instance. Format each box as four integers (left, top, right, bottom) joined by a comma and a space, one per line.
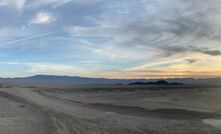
0, 84, 220, 133
0, 90, 54, 134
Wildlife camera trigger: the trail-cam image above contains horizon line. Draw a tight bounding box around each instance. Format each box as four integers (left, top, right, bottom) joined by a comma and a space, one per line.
1, 74, 221, 80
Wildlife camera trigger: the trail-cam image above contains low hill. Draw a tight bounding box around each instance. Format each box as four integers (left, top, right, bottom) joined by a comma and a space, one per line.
129, 80, 182, 85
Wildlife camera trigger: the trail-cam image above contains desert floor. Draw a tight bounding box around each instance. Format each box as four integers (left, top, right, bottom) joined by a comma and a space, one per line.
0, 84, 221, 134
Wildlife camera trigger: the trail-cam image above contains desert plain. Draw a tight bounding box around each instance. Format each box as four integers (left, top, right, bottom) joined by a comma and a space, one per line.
0, 84, 220, 134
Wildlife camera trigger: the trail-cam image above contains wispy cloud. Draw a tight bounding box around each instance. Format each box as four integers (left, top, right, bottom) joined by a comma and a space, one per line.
0, 31, 57, 47
159, 45, 221, 57
24, 62, 97, 77
0, 0, 26, 10
24, 0, 101, 9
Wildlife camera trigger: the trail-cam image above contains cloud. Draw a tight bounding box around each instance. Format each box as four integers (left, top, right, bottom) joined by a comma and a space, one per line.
0, 1, 7, 6
25, 0, 102, 9
26, 63, 92, 76
159, 45, 221, 57
52, 0, 73, 8
68, 0, 221, 51
199, 49, 221, 56
30, 12, 55, 25
120, 56, 221, 78
6, 61, 19, 65
0, 31, 57, 47
13, 0, 26, 10
186, 59, 198, 64
0, 0, 26, 10
189, 47, 221, 56
93, 47, 128, 59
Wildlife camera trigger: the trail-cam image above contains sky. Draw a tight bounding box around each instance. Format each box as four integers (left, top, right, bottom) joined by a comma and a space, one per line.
0, 0, 221, 78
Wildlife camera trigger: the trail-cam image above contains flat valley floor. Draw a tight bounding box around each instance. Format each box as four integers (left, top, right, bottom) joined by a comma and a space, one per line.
0, 84, 221, 134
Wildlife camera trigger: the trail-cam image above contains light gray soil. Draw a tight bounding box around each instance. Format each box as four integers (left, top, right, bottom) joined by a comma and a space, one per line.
0, 91, 55, 134
0, 85, 221, 134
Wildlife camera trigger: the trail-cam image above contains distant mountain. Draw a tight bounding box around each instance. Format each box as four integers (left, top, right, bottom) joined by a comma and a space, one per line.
0, 75, 220, 85
0, 75, 147, 85
129, 80, 182, 85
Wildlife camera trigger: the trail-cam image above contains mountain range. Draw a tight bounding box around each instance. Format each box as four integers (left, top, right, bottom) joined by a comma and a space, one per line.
0, 75, 220, 85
